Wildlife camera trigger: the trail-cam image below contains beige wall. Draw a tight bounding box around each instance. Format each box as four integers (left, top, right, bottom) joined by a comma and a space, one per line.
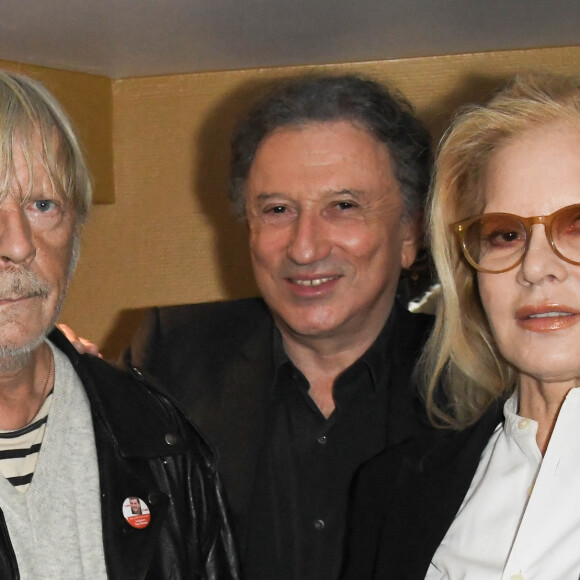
50, 45, 580, 356
0, 60, 114, 204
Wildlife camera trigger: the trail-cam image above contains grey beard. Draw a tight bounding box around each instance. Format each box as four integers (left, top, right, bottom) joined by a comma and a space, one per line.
0, 233, 78, 372
0, 267, 50, 300
0, 287, 66, 373
0, 335, 47, 373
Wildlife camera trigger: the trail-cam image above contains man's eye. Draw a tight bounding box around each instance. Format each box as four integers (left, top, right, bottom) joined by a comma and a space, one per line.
335, 201, 357, 210
33, 200, 57, 212
258, 204, 296, 225
266, 206, 286, 214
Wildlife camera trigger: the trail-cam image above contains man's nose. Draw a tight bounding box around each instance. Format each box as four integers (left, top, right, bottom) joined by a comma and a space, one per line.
0, 206, 36, 266
286, 211, 331, 265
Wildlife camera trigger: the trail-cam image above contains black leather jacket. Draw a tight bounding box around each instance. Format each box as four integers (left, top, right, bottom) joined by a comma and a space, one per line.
0, 329, 240, 580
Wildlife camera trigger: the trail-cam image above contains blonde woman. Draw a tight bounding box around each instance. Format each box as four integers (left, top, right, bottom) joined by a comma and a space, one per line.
342, 73, 580, 579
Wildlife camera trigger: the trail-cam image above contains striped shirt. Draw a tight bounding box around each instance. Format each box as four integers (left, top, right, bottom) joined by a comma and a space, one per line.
0, 390, 53, 492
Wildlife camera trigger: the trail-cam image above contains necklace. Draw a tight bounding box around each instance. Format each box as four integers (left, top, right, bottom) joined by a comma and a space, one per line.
29, 351, 54, 424
0, 351, 55, 431
40, 351, 54, 401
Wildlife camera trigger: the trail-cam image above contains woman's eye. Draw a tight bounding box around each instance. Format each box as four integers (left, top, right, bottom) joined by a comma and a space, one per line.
486, 229, 522, 247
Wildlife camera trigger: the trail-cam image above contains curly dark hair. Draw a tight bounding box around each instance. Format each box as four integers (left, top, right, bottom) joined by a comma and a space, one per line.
229, 74, 432, 219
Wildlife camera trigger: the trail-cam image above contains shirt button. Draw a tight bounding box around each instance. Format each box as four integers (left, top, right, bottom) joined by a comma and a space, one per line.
510, 574, 525, 580
317, 435, 328, 445
313, 519, 325, 530
518, 418, 530, 430
165, 433, 179, 446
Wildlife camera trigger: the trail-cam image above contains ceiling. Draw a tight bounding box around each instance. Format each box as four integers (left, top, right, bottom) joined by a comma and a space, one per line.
0, 0, 579, 79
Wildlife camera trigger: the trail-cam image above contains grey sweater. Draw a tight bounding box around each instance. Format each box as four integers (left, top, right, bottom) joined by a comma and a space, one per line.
0, 342, 108, 579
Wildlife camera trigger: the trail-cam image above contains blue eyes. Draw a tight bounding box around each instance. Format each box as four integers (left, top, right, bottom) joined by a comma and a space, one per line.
33, 200, 56, 212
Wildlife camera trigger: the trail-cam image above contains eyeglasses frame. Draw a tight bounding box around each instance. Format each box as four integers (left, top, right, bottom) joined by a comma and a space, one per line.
453, 203, 580, 274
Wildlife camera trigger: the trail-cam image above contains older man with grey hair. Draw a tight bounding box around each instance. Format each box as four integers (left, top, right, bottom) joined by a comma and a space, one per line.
0, 71, 239, 580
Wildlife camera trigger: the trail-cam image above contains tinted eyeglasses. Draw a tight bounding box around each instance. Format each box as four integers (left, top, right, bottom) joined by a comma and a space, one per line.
454, 203, 580, 273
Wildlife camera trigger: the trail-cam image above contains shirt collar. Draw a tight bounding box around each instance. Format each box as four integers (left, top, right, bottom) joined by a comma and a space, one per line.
272, 325, 290, 369
503, 390, 541, 461
270, 306, 397, 393
359, 307, 396, 389
503, 387, 580, 447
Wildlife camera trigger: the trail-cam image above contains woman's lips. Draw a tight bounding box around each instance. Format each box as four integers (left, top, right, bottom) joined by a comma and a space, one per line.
516, 304, 580, 332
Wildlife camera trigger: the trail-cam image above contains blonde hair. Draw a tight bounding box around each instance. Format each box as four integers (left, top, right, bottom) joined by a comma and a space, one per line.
0, 71, 92, 225
420, 73, 580, 429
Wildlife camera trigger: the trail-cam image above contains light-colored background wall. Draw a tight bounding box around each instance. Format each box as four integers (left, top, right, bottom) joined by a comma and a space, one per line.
9, 46, 580, 357
0, 60, 114, 204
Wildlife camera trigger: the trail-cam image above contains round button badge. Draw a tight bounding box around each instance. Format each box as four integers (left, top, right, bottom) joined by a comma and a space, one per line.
123, 497, 151, 529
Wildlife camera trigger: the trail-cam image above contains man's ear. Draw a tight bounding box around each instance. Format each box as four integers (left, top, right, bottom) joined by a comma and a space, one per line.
400, 213, 422, 270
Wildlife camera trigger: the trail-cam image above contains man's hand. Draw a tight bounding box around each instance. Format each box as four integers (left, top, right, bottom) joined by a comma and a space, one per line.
57, 324, 102, 358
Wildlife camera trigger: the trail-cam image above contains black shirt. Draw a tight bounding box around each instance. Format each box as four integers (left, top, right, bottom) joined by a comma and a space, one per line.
126, 298, 433, 580
244, 311, 400, 580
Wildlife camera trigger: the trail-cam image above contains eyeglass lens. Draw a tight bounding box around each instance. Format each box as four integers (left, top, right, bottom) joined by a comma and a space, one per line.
462, 205, 580, 272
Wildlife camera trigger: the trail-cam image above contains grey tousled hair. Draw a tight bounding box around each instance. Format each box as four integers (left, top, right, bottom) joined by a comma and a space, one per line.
0, 71, 92, 225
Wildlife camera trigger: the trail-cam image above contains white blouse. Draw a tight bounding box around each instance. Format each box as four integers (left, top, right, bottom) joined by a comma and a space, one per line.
426, 388, 580, 580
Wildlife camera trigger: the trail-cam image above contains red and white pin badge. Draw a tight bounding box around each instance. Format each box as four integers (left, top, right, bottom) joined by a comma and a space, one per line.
123, 497, 151, 529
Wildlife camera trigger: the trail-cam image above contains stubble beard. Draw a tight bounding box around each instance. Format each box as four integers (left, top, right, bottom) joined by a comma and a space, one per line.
0, 234, 78, 373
